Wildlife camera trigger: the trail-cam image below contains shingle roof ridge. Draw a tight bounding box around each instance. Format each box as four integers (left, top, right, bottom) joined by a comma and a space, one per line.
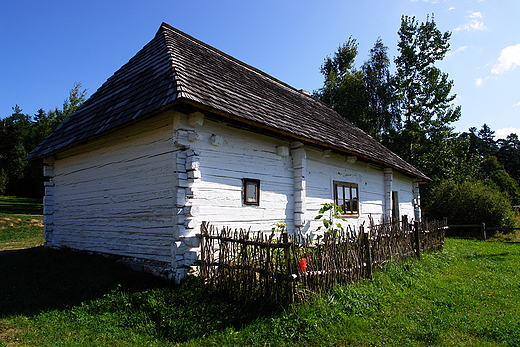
158, 23, 309, 100
26, 22, 429, 181
26, 27, 179, 160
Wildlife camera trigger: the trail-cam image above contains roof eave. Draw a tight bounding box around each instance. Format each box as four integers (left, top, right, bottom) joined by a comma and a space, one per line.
179, 98, 431, 182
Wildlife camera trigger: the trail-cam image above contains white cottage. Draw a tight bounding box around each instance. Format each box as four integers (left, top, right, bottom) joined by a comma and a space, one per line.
27, 23, 430, 280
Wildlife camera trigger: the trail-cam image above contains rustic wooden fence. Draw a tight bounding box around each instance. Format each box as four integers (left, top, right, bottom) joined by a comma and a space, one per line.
199, 219, 447, 303
446, 220, 520, 240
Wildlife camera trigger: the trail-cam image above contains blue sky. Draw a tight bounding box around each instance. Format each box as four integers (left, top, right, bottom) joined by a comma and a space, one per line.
1, 0, 519, 139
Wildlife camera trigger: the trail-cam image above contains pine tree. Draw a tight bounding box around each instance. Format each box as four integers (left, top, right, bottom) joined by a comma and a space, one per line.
394, 15, 461, 169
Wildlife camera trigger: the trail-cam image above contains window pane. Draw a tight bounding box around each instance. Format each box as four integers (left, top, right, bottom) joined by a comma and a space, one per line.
246, 182, 257, 201
334, 181, 359, 215
351, 199, 358, 213
244, 179, 260, 205
351, 186, 357, 199
336, 185, 344, 201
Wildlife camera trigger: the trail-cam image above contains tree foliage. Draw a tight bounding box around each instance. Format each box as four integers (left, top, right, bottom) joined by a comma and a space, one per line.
316, 15, 463, 184
0, 83, 86, 197
316, 14, 519, 224
393, 15, 462, 171
315, 37, 402, 145
425, 180, 518, 230
361, 38, 400, 143
315, 37, 366, 128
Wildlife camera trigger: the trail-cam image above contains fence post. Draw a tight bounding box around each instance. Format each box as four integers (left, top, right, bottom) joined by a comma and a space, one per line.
413, 221, 421, 260
481, 222, 486, 241
402, 215, 409, 232
200, 222, 208, 279
282, 232, 294, 303
361, 225, 372, 279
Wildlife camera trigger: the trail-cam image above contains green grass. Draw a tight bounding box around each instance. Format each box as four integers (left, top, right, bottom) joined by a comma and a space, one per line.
1, 197, 520, 346
0, 196, 42, 215
0, 196, 43, 251
1, 240, 519, 346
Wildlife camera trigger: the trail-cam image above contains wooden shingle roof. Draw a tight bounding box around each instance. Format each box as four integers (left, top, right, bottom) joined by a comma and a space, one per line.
27, 23, 429, 181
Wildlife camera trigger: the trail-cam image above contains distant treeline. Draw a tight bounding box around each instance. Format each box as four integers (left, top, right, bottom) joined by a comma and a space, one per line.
0, 83, 86, 197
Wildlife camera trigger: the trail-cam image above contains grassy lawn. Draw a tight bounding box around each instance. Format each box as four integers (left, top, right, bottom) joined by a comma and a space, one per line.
0, 196, 42, 215
0, 196, 43, 251
1, 197, 519, 346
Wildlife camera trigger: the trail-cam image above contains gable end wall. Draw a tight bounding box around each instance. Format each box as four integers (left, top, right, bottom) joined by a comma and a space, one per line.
45, 112, 177, 264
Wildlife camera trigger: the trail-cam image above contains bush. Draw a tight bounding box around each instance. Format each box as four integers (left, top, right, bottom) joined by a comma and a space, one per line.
424, 180, 518, 232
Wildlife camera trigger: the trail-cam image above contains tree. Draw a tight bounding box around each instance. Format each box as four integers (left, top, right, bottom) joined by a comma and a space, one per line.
314, 37, 366, 127
315, 37, 402, 143
0, 106, 31, 195
497, 133, 520, 184
480, 156, 520, 205
462, 126, 494, 160
393, 15, 461, 170
0, 83, 87, 197
361, 38, 399, 144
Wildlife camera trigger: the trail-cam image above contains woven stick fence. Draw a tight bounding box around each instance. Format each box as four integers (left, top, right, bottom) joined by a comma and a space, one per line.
199, 219, 446, 303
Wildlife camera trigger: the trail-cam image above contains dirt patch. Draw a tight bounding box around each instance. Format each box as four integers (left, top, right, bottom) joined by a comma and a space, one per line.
0, 217, 21, 228
0, 323, 20, 345
0, 217, 42, 229
29, 219, 43, 227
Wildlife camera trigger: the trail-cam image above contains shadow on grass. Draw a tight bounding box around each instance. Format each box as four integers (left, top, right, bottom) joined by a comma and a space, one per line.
0, 246, 279, 343
0, 246, 169, 317
0, 196, 42, 215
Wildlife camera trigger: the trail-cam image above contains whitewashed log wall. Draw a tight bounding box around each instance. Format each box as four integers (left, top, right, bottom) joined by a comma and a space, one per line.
304, 148, 415, 232
43, 109, 420, 281
44, 112, 177, 266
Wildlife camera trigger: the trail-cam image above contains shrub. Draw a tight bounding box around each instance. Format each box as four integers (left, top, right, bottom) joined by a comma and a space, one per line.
424, 180, 518, 232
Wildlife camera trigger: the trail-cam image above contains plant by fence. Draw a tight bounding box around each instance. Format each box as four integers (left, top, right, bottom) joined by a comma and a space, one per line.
199, 219, 447, 303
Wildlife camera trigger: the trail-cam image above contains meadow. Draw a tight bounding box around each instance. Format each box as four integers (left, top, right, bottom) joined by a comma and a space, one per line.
1, 196, 519, 346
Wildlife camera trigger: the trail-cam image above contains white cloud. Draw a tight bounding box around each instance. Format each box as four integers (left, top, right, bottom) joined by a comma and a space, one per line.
468, 11, 483, 18
496, 127, 520, 139
448, 7, 455, 11
447, 46, 468, 57
474, 75, 494, 87
491, 44, 520, 75
455, 11, 487, 32
455, 19, 487, 31
514, 102, 520, 107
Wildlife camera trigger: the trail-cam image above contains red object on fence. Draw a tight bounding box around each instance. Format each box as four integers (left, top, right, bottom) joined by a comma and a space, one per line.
298, 258, 307, 273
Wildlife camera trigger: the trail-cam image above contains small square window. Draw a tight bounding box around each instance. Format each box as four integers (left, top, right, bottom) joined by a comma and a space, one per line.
334, 181, 359, 216
243, 179, 260, 205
